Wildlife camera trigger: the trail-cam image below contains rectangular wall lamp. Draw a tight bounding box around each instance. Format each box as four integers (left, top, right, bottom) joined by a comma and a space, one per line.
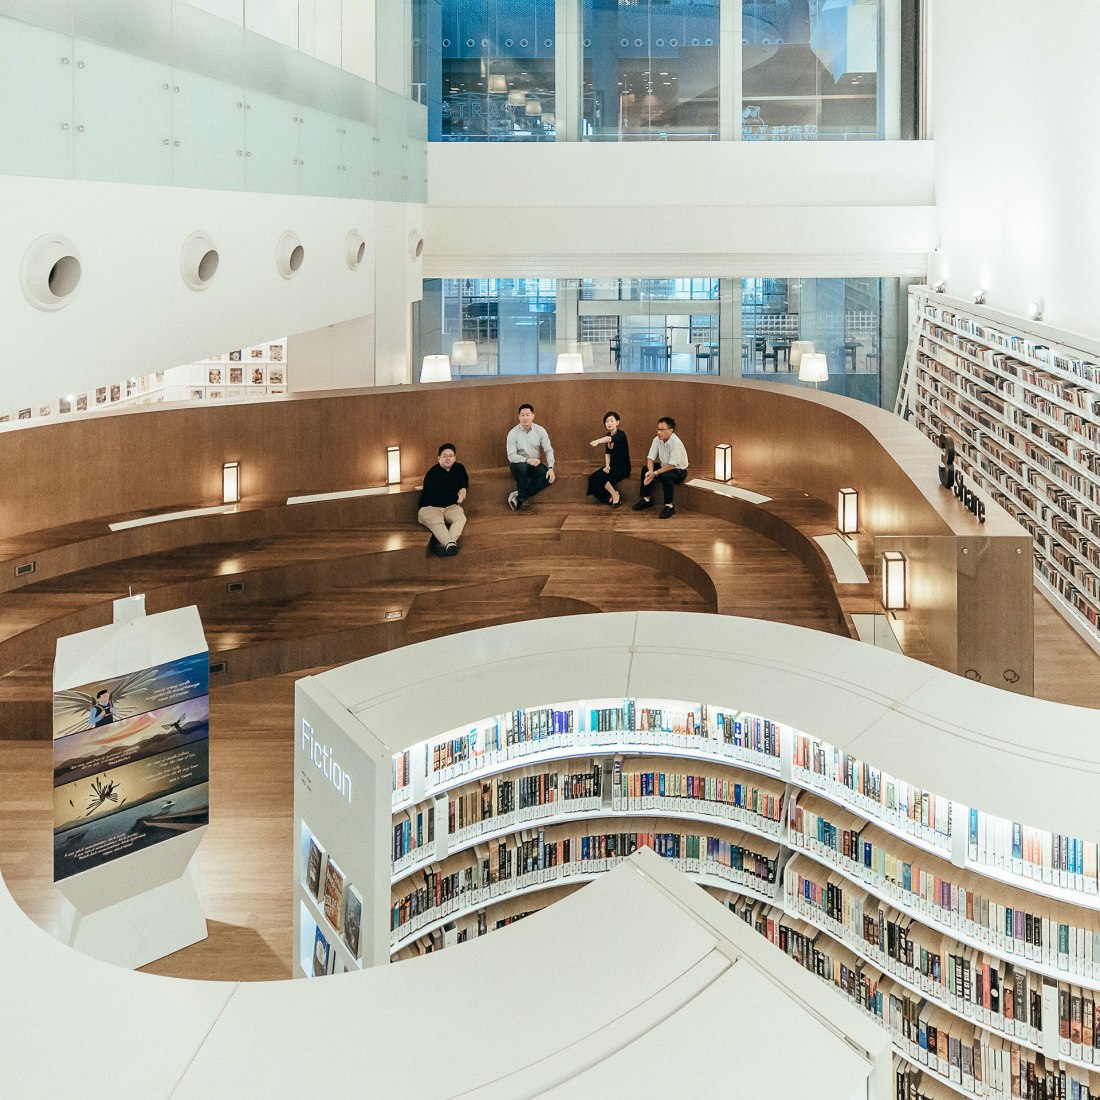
882, 550, 908, 611
386, 446, 401, 486
714, 443, 732, 482
838, 487, 858, 535
222, 461, 240, 505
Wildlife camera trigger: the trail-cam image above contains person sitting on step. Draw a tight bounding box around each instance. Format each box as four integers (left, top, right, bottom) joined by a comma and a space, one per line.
506, 403, 555, 512
417, 443, 468, 556
632, 416, 689, 520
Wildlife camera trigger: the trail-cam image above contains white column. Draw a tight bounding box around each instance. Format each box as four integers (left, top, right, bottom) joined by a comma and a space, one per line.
555, 0, 582, 141
881, 0, 901, 139
719, 277, 742, 379
720, 0, 742, 141
556, 279, 580, 354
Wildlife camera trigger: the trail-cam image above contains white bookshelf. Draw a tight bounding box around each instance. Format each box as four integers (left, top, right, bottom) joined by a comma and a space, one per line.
902, 287, 1100, 654
294, 612, 1100, 1099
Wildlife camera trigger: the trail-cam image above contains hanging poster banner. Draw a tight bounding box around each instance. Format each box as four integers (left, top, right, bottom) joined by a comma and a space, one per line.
52, 651, 209, 881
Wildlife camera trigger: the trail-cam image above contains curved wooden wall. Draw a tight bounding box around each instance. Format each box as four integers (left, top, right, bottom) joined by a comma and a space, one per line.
0, 375, 1033, 689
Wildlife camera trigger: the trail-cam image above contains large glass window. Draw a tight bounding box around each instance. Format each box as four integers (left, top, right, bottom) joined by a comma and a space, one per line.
436, 1, 556, 141
742, 0, 882, 141
416, 275, 909, 410
742, 276, 886, 404
582, 0, 720, 141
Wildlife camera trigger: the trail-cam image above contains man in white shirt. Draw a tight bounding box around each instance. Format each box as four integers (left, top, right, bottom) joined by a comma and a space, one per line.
632, 416, 689, 519
505, 402, 556, 512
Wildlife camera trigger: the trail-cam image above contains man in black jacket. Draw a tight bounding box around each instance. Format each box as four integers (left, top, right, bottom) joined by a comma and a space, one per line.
417, 443, 469, 556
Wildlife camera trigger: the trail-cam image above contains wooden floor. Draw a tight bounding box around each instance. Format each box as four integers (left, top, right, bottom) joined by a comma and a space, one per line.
1, 500, 1097, 982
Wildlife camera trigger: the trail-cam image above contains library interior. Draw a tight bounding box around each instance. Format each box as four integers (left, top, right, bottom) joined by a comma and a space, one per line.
2, 2, 1099, 1097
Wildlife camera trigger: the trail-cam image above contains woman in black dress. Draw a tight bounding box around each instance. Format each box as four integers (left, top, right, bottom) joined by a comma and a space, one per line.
586, 411, 632, 506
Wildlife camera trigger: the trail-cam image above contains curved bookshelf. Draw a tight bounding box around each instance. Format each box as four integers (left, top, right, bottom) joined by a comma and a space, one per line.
294, 612, 1100, 1099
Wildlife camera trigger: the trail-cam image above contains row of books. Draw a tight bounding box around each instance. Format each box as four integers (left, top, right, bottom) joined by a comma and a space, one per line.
392, 804, 437, 867
893, 996, 1100, 1100
786, 860, 1049, 1051
930, 302, 1100, 390
396, 700, 790, 795
968, 809, 1100, 895
389, 828, 781, 943
445, 766, 605, 843
920, 344, 1100, 492
610, 761, 784, 834
589, 702, 702, 736
790, 796, 1100, 978
304, 832, 363, 968
792, 732, 953, 848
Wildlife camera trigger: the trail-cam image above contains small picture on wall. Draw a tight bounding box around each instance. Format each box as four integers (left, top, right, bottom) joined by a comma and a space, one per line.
208, 368, 223, 385
20, 407, 35, 420
38, 405, 52, 418
208, 388, 224, 399
95, 387, 107, 405
268, 366, 284, 385
229, 350, 242, 362
155, 371, 164, 383
268, 387, 286, 395
270, 344, 284, 362
58, 398, 71, 415
190, 389, 205, 400
76, 394, 88, 412
229, 366, 243, 385
109, 384, 121, 402
0, 415, 10, 423
251, 367, 265, 385
125, 380, 135, 397
250, 348, 264, 359
226, 387, 246, 399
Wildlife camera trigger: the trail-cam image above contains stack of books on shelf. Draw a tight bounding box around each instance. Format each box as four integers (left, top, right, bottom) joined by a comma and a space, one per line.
905, 290, 1100, 643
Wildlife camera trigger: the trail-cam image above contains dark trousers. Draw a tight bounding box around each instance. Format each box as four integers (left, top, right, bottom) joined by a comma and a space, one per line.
511, 461, 551, 502
640, 467, 686, 505
586, 468, 627, 504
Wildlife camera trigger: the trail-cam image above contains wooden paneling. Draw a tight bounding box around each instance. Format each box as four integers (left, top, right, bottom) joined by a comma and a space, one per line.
0, 375, 1034, 686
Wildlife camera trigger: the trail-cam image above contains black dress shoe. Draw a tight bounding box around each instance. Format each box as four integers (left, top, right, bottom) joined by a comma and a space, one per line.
632, 498, 652, 511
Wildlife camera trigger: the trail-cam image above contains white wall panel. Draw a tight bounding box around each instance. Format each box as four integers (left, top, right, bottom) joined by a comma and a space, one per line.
0, 176, 382, 411
424, 140, 936, 277
928, 0, 1100, 338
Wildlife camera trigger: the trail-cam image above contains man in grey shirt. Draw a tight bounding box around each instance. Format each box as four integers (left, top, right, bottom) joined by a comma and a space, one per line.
632, 415, 689, 519
506, 402, 556, 512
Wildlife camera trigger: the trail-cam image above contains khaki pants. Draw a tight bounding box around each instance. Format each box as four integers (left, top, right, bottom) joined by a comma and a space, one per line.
417, 504, 466, 545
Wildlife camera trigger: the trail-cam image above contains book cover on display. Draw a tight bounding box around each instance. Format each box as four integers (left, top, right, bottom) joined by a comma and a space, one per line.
51, 651, 209, 881
305, 836, 326, 899
343, 885, 363, 959
323, 858, 346, 931
312, 925, 331, 977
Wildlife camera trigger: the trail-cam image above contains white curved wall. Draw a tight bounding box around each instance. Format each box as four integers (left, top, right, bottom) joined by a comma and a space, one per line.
0, 175, 424, 410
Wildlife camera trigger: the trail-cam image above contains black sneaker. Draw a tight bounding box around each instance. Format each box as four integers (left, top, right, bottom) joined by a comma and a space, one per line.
445, 542, 459, 556
632, 498, 653, 512
659, 505, 675, 519
517, 499, 532, 512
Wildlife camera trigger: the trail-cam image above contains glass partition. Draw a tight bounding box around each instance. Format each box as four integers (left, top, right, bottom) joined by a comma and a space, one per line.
741, 276, 887, 404
742, 0, 883, 141
436, 0, 556, 141
582, 0, 720, 141
417, 274, 909, 408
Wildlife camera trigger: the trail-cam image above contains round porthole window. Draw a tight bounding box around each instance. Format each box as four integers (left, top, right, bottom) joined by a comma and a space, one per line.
276, 230, 305, 279
21, 234, 82, 312
180, 231, 219, 292
407, 229, 424, 261
345, 229, 366, 271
